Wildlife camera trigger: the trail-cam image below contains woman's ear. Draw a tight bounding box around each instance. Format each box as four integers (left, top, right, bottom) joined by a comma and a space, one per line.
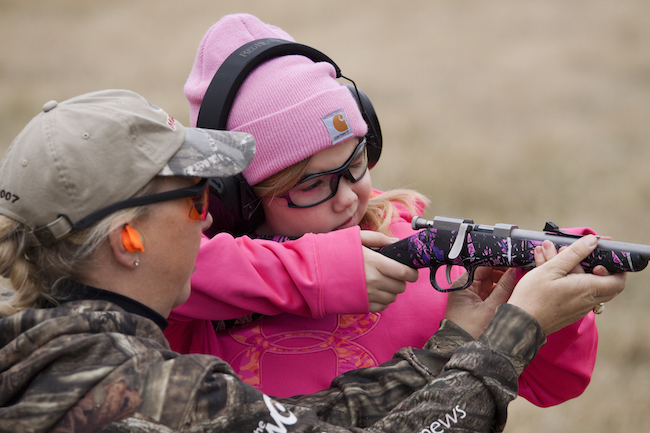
108, 225, 143, 269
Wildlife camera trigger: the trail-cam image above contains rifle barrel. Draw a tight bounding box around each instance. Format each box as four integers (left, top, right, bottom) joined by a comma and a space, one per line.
512, 229, 650, 260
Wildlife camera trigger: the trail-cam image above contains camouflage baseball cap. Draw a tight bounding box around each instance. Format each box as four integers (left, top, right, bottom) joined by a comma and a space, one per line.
0, 89, 255, 246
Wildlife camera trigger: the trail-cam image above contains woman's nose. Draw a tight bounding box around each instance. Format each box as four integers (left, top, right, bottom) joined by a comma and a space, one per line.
201, 212, 214, 232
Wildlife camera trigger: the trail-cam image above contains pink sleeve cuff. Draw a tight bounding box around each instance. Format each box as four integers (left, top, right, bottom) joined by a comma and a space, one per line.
312, 226, 369, 316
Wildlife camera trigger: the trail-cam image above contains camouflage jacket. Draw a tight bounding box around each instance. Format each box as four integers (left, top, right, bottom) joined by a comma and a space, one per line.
0, 293, 544, 432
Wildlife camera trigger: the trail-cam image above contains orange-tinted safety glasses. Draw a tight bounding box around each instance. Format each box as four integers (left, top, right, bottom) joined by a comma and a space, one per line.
188, 181, 209, 221
73, 179, 210, 230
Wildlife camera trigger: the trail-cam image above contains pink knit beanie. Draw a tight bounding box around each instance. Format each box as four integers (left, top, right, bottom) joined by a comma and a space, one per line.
184, 14, 368, 186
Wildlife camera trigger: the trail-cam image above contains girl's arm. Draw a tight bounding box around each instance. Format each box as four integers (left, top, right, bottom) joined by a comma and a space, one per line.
171, 227, 369, 322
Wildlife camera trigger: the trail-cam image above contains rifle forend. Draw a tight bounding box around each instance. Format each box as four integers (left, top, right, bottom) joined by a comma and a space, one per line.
378, 216, 650, 292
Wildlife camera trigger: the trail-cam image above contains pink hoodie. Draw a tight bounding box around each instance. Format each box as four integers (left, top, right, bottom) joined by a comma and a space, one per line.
166, 197, 597, 406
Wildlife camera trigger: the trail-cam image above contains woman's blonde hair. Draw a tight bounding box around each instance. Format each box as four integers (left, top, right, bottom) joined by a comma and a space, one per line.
252, 155, 429, 237
0, 178, 164, 317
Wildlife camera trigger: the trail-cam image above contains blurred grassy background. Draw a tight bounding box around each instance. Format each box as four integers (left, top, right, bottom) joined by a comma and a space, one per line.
1, 1, 649, 431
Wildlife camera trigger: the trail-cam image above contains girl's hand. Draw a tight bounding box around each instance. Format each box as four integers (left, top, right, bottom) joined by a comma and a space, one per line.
360, 230, 419, 312
444, 267, 517, 339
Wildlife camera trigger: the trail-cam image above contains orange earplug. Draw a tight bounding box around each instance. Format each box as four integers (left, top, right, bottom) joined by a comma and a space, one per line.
122, 225, 145, 253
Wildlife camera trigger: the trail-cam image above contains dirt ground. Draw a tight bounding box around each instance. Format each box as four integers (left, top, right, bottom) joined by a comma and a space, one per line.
1, 1, 649, 431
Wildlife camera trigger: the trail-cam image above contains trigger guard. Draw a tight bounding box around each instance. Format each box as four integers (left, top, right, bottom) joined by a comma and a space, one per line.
430, 265, 470, 292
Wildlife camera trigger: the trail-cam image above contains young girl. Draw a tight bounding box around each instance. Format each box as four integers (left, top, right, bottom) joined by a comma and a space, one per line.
166, 13, 599, 405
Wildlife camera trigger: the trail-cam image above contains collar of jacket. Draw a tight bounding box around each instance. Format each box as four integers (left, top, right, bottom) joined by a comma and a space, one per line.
48, 280, 169, 331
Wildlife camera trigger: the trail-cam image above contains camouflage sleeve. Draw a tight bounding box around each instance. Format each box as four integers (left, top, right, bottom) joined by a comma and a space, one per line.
279, 318, 475, 428
371, 303, 546, 433
275, 304, 545, 432
121, 304, 542, 432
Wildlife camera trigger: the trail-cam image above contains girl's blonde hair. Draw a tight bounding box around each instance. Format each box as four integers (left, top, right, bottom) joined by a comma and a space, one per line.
362, 189, 429, 236
0, 178, 163, 317
252, 155, 429, 237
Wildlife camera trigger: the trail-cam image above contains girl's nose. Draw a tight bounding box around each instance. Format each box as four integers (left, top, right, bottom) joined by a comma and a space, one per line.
331, 178, 357, 212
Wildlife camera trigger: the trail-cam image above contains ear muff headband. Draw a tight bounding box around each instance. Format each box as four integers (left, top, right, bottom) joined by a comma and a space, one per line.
198, 38, 339, 130
197, 38, 382, 166
342, 84, 382, 168
197, 38, 382, 237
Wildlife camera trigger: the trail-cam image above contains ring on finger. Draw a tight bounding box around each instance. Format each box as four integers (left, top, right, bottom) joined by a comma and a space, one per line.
592, 303, 605, 315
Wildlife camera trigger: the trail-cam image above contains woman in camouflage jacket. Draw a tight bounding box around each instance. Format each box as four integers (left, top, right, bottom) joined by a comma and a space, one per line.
0, 89, 625, 433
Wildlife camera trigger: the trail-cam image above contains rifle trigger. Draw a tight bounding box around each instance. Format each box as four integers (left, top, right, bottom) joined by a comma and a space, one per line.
446, 265, 453, 285
448, 223, 469, 260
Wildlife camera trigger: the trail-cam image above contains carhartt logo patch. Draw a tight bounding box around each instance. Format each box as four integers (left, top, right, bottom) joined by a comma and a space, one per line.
322, 109, 354, 145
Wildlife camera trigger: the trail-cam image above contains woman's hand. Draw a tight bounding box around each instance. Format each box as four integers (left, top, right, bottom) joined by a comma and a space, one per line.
360, 230, 419, 312
508, 235, 627, 335
445, 267, 517, 339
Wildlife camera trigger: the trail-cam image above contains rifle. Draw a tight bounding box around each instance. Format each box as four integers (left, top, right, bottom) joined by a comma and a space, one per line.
378, 216, 650, 292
